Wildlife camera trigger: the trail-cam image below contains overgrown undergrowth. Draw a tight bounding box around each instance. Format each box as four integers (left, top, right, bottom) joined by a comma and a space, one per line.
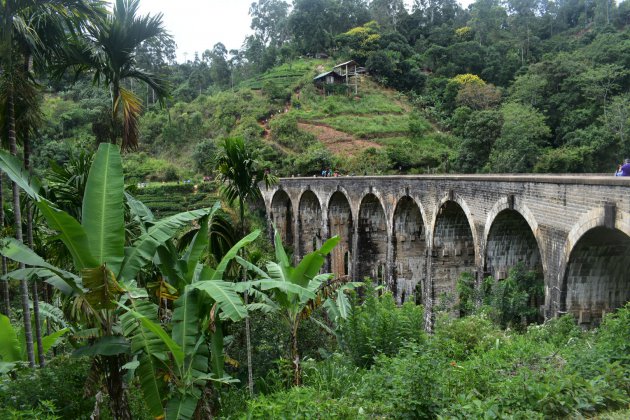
219, 297, 630, 419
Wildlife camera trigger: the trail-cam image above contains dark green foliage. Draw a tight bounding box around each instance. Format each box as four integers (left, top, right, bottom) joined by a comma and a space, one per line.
457, 264, 544, 329
339, 283, 425, 367
0, 356, 95, 419
229, 305, 630, 419
192, 139, 217, 172
269, 113, 317, 152
453, 108, 503, 173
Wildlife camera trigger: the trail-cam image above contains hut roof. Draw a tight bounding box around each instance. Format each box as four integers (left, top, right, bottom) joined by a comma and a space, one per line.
313, 70, 342, 81
333, 60, 358, 68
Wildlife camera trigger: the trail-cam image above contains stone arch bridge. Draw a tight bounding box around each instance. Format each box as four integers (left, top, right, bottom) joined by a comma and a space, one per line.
261, 175, 630, 326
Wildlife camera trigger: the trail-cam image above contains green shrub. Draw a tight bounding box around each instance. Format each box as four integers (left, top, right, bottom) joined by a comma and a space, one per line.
354, 344, 443, 419
339, 283, 425, 367
457, 263, 544, 329
0, 356, 94, 419
243, 387, 366, 419
301, 354, 362, 398
431, 314, 504, 361
0, 400, 60, 420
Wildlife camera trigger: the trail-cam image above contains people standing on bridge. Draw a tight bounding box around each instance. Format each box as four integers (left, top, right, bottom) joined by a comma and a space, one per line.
619, 159, 630, 176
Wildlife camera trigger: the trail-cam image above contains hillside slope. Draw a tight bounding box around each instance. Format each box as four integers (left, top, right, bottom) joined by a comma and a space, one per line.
234, 59, 455, 175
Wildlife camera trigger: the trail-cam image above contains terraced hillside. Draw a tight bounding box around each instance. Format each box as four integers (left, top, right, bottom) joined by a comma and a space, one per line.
247, 59, 455, 173
134, 58, 456, 178
130, 183, 218, 218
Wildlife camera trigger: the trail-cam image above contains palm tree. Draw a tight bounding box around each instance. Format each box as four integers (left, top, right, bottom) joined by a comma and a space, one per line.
1, 0, 104, 368
214, 136, 276, 395
57, 0, 169, 150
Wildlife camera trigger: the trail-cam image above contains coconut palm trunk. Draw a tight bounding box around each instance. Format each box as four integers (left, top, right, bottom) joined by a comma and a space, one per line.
7, 86, 35, 368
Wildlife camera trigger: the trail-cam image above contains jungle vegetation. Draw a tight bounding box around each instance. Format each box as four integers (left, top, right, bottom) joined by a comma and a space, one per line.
0, 1, 629, 419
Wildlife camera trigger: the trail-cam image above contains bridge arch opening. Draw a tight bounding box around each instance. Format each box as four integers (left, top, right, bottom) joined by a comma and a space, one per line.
485, 209, 544, 320
431, 201, 476, 310
298, 190, 322, 258
270, 190, 294, 248
563, 227, 630, 326
485, 209, 542, 280
357, 193, 387, 285
328, 191, 353, 278
392, 196, 426, 304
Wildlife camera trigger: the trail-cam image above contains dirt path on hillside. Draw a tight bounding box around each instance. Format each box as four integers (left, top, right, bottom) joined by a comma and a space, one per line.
298, 122, 382, 156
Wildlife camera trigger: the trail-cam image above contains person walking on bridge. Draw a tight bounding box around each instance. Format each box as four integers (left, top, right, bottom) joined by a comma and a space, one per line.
619, 158, 630, 176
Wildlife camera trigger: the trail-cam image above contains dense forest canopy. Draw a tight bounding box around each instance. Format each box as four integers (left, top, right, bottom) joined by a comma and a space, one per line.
22, 0, 630, 177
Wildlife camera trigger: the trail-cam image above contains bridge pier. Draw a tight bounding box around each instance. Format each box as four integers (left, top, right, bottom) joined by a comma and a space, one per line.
263, 175, 630, 329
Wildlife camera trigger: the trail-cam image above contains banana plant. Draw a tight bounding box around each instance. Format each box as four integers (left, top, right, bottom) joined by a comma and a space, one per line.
236, 228, 360, 386
0, 143, 216, 419
119, 230, 260, 420
0, 313, 68, 375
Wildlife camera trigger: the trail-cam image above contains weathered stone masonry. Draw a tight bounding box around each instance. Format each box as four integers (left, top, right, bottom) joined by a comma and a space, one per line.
261, 175, 630, 327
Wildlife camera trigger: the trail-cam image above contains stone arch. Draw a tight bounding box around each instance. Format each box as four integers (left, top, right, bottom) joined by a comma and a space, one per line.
559, 208, 630, 326
430, 198, 477, 309
392, 196, 427, 304
270, 189, 294, 248
483, 198, 546, 274
357, 193, 388, 284
328, 191, 353, 278
355, 187, 391, 233
297, 190, 322, 259
483, 205, 543, 280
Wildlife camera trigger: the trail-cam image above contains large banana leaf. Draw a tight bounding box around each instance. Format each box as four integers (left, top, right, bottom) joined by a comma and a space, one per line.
118, 208, 213, 283
206, 229, 260, 282
137, 354, 165, 418
191, 281, 247, 322
210, 317, 224, 378
0, 150, 41, 198
119, 299, 168, 418
273, 225, 290, 268
125, 192, 155, 232
1, 237, 61, 272
240, 279, 317, 300
0, 151, 96, 270
73, 336, 131, 357
0, 238, 83, 293
156, 243, 186, 288
82, 143, 125, 274
0, 314, 21, 362
291, 236, 339, 288
119, 302, 184, 369
166, 394, 198, 420
4, 268, 78, 296
172, 289, 199, 361
37, 201, 98, 270
184, 214, 210, 282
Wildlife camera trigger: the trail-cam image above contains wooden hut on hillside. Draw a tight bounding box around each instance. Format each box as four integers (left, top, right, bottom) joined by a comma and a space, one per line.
333, 60, 360, 94
313, 70, 345, 88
